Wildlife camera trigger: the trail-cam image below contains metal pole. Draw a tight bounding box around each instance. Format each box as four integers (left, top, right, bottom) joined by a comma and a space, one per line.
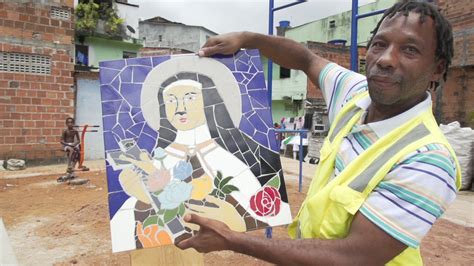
357, 9, 386, 19
299, 133, 303, 192
267, 0, 274, 108
273, 0, 306, 11
266, 2, 274, 239
350, 0, 359, 71
265, 0, 306, 239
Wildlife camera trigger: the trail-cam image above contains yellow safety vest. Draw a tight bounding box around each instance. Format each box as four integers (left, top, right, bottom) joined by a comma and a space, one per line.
288, 91, 461, 265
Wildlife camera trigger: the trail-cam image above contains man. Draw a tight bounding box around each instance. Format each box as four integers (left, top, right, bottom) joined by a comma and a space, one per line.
176, 1, 461, 265
60, 117, 80, 175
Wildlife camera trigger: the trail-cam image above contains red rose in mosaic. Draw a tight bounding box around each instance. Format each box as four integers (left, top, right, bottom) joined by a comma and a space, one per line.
250, 186, 281, 216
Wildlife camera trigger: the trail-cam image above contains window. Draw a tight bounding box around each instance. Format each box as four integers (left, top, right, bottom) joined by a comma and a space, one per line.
0, 52, 51, 75
359, 58, 366, 75
75, 44, 89, 65
158, 35, 163, 42
123, 51, 137, 59
284, 102, 295, 111
329, 20, 336, 28
280, 67, 291, 79
50, 6, 71, 20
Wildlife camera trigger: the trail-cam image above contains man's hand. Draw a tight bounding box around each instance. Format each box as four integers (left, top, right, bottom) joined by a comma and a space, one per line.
177, 211, 407, 265
198, 32, 247, 57
175, 214, 235, 253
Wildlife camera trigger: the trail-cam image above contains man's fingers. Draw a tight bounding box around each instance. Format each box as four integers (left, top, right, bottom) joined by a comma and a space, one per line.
199, 46, 221, 57
184, 213, 208, 227
175, 237, 192, 250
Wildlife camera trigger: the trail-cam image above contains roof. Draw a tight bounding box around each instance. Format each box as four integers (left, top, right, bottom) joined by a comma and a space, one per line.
115, 1, 139, 8
142, 16, 183, 25
141, 16, 219, 35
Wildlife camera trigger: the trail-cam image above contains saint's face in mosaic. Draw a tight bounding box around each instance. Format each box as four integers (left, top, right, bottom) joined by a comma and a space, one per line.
162, 81, 206, 131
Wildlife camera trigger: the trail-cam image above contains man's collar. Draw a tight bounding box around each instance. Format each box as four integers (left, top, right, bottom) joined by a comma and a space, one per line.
354, 92, 432, 138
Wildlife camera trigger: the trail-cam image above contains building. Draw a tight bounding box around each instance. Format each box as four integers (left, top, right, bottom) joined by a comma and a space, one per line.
73, 0, 142, 160
285, 0, 397, 46
74, 0, 142, 69
436, 0, 474, 127
139, 16, 218, 56
0, 0, 75, 163
266, 0, 397, 124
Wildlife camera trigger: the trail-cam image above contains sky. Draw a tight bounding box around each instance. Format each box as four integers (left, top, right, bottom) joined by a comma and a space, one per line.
128, 0, 376, 34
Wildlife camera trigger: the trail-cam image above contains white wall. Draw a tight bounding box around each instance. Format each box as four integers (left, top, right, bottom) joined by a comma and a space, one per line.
75, 78, 105, 160
116, 2, 140, 40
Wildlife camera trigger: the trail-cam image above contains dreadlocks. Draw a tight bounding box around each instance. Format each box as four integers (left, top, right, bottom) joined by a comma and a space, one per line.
367, 0, 454, 85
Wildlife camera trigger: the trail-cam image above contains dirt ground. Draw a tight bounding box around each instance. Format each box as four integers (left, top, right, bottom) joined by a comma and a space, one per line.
0, 170, 472, 265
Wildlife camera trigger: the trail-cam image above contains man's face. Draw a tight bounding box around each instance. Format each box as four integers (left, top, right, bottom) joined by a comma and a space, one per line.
163, 84, 206, 131
365, 12, 444, 110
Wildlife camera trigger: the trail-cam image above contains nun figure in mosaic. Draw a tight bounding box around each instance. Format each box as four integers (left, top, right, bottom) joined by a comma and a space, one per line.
111, 56, 290, 250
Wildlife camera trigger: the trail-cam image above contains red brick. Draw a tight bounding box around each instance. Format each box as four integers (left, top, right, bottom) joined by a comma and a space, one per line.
39, 17, 49, 26
3, 120, 13, 128
14, 21, 24, 29
19, 82, 30, 89
45, 26, 55, 33
24, 121, 34, 127
51, 19, 59, 27
20, 97, 31, 104
31, 98, 41, 105
24, 22, 35, 30
13, 73, 26, 81
4, 20, 13, 27
11, 113, 21, 119
26, 106, 37, 112
0, 129, 10, 136
30, 128, 41, 135
11, 97, 20, 104
15, 105, 26, 112
22, 113, 32, 120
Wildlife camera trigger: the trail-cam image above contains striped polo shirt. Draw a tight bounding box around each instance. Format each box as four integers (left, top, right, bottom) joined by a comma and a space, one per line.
319, 63, 457, 248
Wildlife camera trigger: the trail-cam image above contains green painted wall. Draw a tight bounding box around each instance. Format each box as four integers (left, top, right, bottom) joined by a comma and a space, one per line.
264, 0, 396, 120
285, 0, 397, 46
85, 36, 142, 67
271, 100, 304, 123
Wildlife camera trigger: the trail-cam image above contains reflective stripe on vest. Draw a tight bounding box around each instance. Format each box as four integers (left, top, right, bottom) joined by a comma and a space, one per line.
348, 123, 431, 192
329, 106, 362, 142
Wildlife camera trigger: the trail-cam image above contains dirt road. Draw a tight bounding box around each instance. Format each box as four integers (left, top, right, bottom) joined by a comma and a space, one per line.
0, 170, 472, 265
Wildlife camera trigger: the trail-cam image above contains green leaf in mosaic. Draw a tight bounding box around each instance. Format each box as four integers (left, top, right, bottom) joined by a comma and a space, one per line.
219, 176, 234, 189
221, 184, 239, 194
214, 171, 223, 188
152, 189, 163, 197
210, 189, 218, 197
143, 215, 158, 228
157, 218, 164, 227
163, 207, 179, 223
265, 175, 281, 189
178, 203, 185, 217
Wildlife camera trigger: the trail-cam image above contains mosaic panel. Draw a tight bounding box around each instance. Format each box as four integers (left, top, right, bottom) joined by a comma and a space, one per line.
99, 51, 291, 252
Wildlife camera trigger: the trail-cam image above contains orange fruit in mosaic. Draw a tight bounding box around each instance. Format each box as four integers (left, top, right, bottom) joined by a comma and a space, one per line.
136, 222, 172, 248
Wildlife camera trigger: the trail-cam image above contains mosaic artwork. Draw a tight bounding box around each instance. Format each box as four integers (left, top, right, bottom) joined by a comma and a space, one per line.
99, 51, 292, 253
